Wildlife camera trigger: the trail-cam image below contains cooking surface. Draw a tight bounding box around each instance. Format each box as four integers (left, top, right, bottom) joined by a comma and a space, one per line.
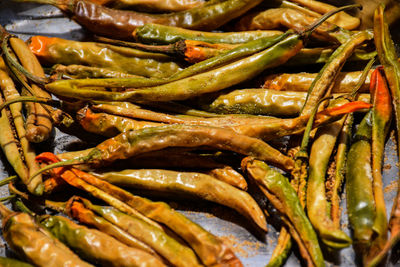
0, 2, 399, 266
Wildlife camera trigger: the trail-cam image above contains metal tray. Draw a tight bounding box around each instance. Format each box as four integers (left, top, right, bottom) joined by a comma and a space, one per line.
0, 1, 399, 266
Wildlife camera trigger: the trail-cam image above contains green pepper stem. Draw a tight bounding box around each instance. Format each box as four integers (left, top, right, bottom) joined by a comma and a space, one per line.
14, 199, 35, 216
301, 4, 362, 37
350, 57, 376, 99
0, 195, 16, 202
0, 176, 17, 187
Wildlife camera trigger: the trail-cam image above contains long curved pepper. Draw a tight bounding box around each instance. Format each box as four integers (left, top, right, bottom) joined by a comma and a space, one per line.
44, 5, 362, 102
16, 0, 263, 40
367, 5, 400, 266
35, 153, 242, 267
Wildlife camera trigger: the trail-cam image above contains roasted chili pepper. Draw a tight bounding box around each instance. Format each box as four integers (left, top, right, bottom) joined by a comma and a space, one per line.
38, 215, 166, 267
282, 0, 360, 30
306, 98, 352, 249
197, 88, 370, 117
263, 70, 372, 93
0, 28, 54, 143
29, 36, 184, 78
367, 5, 400, 265
98, 36, 376, 64
243, 158, 324, 267
206, 166, 248, 190
235, 7, 352, 44
0, 257, 34, 267
0, 58, 43, 195
362, 67, 392, 266
44, 31, 292, 94
35, 152, 241, 267
19, 0, 263, 40
0, 203, 93, 267
346, 111, 375, 253
78, 101, 370, 142
134, 23, 282, 44
91, 168, 266, 230
51, 65, 138, 79
89, 0, 205, 12
44, 6, 362, 102
300, 30, 373, 116
65, 196, 206, 267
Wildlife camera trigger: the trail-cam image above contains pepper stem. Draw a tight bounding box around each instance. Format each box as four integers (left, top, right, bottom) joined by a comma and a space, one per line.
0, 195, 16, 202
14, 199, 35, 216
301, 4, 362, 37
0, 96, 62, 114
349, 57, 376, 99
0, 176, 17, 187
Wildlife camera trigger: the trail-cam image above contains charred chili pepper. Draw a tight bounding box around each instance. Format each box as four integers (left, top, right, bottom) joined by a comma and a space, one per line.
19, 0, 263, 40
366, 5, 400, 266
38, 215, 166, 267
134, 23, 282, 44
35, 152, 242, 267
0, 59, 43, 195
65, 196, 206, 267
91, 168, 267, 230
89, 0, 205, 12
29, 36, 184, 78
263, 70, 372, 93
0, 203, 93, 267
243, 158, 324, 267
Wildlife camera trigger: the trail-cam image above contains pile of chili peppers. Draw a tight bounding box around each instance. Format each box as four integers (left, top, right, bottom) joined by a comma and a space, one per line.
0, 0, 399, 266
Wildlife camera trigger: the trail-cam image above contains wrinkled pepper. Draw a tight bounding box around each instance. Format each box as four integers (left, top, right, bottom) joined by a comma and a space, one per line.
38, 215, 166, 267
19, 0, 263, 39
66, 196, 205, 267
91, 168, 267, 230
29, 36, 184, 78
0, 203, 93, 267
36, 152, 242, 267
243, 158, 324, 267
89, 0, 205, 12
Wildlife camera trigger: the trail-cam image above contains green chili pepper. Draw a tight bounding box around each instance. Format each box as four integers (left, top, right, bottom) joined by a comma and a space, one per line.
0, 204, 93, 267
29, 36, 184, 78
45, 6, 361, 102
346, 111, 375, 253
91, 0, 205, 12
301, 30, 373, 116
51, 65, 138, 79
18, 0, 264, 39
306, 98, 352, 249
0, 28, 54, 143
35, 153, 241, 267
235, 7, 352, 44
39, 215, 166, 267
0, 257, 34, 267
197, 88, 370, 117
91, 168, 267, 231
263, 70, 372, 93
281, 0, 360, 30
0, 59, 43, 195
66, 197, 205, 267
134, 23, 283, 44
366, 5, 400, 265
43, 30, 291, 98
243, 158, 324, 267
